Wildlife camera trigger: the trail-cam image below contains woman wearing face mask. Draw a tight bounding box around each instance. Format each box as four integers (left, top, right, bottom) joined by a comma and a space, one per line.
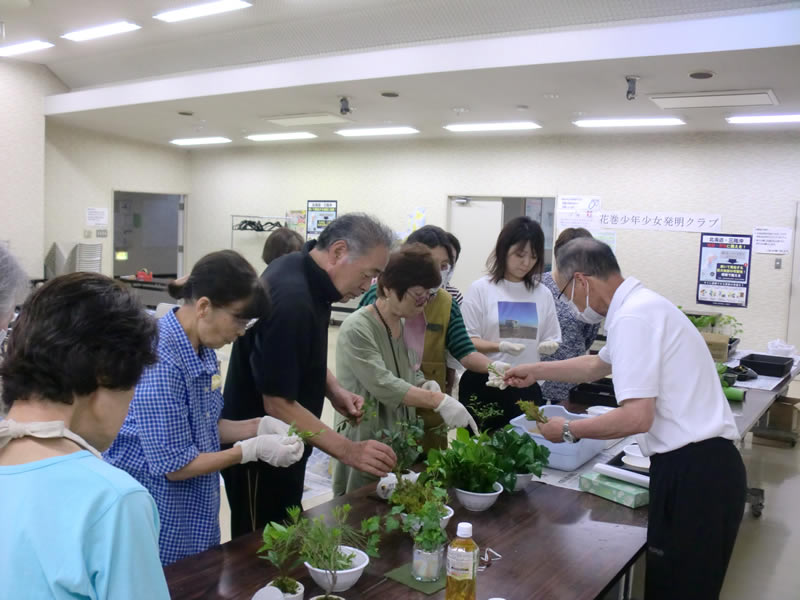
539, 228, 602, 404
460, 217, 562, 431
333, 245, 478, 494
104, 250, 304, 565
359, 226, 504, 449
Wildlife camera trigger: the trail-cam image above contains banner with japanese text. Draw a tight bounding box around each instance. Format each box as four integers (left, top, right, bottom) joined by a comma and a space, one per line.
696, 233, 752, 308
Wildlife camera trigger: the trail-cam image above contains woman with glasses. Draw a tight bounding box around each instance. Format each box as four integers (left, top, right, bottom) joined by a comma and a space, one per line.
104, 250, 304, 565
333, 245, 477, 494
460, 217, 562, 431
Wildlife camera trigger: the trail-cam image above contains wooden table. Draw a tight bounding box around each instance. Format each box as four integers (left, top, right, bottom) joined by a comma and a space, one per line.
165, 482, 647, 600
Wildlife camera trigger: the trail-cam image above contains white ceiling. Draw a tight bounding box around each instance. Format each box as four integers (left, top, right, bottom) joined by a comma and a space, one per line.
0, 0, 796, 88
46, 45, 800, 144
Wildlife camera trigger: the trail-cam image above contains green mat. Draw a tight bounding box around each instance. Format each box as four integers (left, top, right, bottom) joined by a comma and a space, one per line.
385, 562, 447, 595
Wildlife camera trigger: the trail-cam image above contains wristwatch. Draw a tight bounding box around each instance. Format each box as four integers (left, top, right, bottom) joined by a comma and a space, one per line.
562, 421, 578, 444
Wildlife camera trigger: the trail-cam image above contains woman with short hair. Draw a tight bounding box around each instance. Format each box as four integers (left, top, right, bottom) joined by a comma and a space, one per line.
0, 273, 169, 599
262, 227, 304, 265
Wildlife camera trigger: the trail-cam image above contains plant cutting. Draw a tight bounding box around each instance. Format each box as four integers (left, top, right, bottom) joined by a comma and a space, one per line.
489, 425, 550, 492
387, 477, 452, 530
378, 416, 426, 476
287, 423, 323, 444
300, 504, 382, 597
465, 395, 504, 433
257, 506, 305, 599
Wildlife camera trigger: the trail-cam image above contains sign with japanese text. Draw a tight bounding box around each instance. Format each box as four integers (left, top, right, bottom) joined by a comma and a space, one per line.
696, 233, 752, 308
557, 211, 722, 233
752, 226, 792, 255
306, 200, 337, 240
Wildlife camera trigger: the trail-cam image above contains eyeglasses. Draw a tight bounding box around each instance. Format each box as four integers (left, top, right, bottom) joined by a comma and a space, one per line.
221, 307, 258, 331
557, 276, 574, 301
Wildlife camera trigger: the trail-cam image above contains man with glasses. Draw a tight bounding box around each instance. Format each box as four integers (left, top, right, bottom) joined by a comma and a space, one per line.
505, 237, 744, 600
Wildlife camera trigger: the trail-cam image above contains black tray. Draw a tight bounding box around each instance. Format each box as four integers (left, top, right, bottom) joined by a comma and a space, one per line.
569, 379, 616, 407
739, 353, 793, 378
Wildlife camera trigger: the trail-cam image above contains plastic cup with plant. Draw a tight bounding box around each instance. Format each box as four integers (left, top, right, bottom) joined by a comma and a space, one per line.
257, 506, 305, 595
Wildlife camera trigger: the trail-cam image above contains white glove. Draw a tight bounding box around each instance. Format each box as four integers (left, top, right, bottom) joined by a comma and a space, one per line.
235, 434, 304, 467
434, 395, 479, 432
499, 341, 526, 356
487, 360, 511, 390
537, 341, 560, 356
421, 380, 442, 393
257, 415, 290, 436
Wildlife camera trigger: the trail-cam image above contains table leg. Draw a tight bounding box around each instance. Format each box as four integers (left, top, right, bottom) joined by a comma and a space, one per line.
747, 487, 765, 518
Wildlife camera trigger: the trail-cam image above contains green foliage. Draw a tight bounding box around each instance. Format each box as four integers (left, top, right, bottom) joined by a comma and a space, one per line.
405, 501, 449, 552
287, 423, 323, 443
426, 428, 502, 493
679, 308, 744, 338
300, 504, 382, 571
489, 425, 550, 492
257, 506, 304, 592
466, 395, 504, 432
389, 477, 448, 516
378, 417, 426, 475
516, 400, 548, 424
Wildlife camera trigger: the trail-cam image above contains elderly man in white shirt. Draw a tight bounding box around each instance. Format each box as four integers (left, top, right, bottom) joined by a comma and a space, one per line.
505, 237, 745, 600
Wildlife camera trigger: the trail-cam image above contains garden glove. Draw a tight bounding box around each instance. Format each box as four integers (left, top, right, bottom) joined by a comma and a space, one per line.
537, 340, 560, 356
487, 360, 511, 390
421, 380, 442, 393
257, 415, 290, 436
435, 395, 479, 432
235, 434, 304, 467
499, 341, 526, 356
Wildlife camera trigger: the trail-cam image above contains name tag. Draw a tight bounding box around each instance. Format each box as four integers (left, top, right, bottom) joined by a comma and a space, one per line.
426, 323, 443, 332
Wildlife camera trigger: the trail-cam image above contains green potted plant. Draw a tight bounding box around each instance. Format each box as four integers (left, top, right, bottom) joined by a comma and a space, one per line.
403, 500, 449, 582
257, 506, 305, 600
301, 504, 382, 600
426, 428, 503, 512
388, 477, 453, 531
490, 425, 550, 493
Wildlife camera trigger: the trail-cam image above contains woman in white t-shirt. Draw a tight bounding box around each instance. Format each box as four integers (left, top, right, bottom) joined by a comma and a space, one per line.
460, 216, 561, 430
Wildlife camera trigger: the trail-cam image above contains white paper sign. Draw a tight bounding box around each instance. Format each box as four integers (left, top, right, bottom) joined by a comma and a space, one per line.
592, 230, 617, 253
752, 226, 792, 255
557, 195, 601, 212
85, 207, 109, 227
556, 210, 595, 231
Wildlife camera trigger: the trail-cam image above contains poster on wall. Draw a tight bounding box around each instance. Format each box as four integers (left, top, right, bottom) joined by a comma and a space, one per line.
288, 210, 307, 237
86, 207, 109, 227
752, 226, 792, 255
306, 201, 337, 240
696, 233, 752, 308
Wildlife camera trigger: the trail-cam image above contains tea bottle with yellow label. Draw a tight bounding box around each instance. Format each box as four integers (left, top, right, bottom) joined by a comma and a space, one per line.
445, 522, 478, 600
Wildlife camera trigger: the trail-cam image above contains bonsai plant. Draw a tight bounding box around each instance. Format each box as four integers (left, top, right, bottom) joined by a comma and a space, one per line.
490, 425, 550, 492
257, 506, 305, 600
300, 504, 382, 599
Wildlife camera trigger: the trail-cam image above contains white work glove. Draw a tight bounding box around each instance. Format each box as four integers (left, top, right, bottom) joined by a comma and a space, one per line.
257, 415, 290, 436
421, 380, 442, 393
537, 341, 560, 356
486, 360, 511, 390
435, 395, 479, 432
235, 434, 304, 467
499, 341, 526, 356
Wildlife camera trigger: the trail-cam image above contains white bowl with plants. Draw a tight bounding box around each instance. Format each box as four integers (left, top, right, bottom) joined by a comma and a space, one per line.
454, 481, 503, 511
304, 545, 368, 593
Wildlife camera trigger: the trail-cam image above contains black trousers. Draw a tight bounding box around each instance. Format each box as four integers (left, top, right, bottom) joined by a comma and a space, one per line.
646, 437, 746, 600
458, 370, 543, 433
221, 448, 311, 539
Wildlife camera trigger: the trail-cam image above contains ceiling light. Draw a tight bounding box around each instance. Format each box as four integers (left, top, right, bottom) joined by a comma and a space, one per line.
573, 118, 685, 128
265, 113, 349, 127
154, 0, 251, 23
726, 115, 800, 124
170, 136, 231, 146
61, 21, 141, 42
444, 121, 541, 132
689, 71, 714, 80
0, 40, 54, 57
246, 132, 317, 141
650, 90, 777, 109
335, 127, 419, 137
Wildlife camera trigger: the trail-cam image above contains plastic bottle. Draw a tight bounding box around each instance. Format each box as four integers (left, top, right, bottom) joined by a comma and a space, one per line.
445, 522, 479, 600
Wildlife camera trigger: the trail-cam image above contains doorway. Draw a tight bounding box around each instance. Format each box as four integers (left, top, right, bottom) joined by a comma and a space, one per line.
113, 191, 184, 279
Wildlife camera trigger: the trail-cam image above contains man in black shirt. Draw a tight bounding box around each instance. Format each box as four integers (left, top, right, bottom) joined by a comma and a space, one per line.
222, 214, 397, 536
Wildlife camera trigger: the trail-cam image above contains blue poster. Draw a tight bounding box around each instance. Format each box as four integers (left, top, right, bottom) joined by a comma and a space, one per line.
696, 233, 751, 307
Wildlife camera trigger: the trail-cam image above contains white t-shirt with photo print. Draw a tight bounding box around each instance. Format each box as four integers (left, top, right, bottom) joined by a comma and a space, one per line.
462, 275, 561, 366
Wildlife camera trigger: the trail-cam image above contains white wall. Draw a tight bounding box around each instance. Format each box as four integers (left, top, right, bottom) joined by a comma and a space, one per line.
45, 123, 191, 275
0, 61, 67, 277
188, 132, 800, 350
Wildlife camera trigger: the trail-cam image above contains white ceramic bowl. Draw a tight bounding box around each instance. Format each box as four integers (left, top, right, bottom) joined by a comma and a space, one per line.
623, 443, 644, 458
264, 580, 304, 600
455, 482, 503, 512
513, 473, 534, 492
304, 546, 368, 593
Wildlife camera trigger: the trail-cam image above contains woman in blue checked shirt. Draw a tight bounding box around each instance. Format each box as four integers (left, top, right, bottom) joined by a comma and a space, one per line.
105, 250, 304, 565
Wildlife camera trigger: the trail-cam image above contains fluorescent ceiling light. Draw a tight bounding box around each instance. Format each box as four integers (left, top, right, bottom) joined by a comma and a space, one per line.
573, 118, 685, 128
444, 121, 541, 132
265, 113, 349, 126
61, 21, 141, 42
0, 40, 54, 57
170, 136, 231, 146
154, 0, 252, 23
650, 90, 777, 109
246, 132, 317, 141
726, 115, 800, 124
335, 127, 419, 137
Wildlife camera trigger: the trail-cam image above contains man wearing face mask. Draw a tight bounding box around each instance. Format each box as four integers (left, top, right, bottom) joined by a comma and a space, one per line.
504, 237, 744, 600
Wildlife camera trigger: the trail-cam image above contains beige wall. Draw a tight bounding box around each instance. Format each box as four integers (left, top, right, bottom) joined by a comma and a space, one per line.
187, 132, 800, 350
0, 61, 67, 277
45, 123, 191, 275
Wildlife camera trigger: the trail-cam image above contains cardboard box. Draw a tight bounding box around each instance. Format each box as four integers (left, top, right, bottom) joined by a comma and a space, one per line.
579, 472, 649, 508
753, 395, 800, 447
701, 331, 730, 362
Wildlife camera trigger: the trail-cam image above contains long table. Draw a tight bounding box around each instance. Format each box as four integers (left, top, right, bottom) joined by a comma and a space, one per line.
165, 482, 647, 600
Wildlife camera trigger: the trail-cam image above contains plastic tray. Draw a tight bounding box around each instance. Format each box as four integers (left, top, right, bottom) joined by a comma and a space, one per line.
510, 405, 606, 471
739, 353, 793, 378
569, 379, 616, 407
